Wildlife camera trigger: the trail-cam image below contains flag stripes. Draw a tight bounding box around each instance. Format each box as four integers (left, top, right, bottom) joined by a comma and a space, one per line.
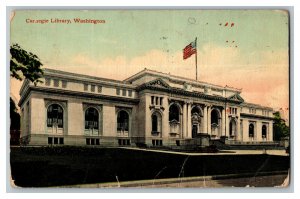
183, 40, 197, 60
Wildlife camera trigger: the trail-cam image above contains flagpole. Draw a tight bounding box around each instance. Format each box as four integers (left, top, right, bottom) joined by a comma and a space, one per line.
195, 37, 198, 81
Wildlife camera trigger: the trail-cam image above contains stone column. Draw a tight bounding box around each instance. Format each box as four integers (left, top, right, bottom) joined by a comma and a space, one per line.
226, 114, 230, 137
162, 97, 169, 139
222, 108, 225, 136
182, 102, 187, 138
207, 106, 211, 135
242, 119, 249, 142
236, 118, 241, 141
203, 105, 208, 134
256, 121, 262, 142
187, 102, 192, 138
268, 121, 273, 141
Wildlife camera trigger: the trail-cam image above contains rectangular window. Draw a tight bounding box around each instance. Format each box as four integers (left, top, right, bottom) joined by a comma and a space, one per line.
122, 89, 126, 96
86, 138, 90, 145
54, 79, 59, 87
54, 137, 58, 144
160, 97, 163, 106
62, 80, 67, 88
98, 86, 102, 93
45, 78, 51, 86
116, 88, 120, 95
91, 85, 95, 92
156, 140, 159, 146
151, 96, 154, 104
128, 90, 132, 97
91, 139, 95, 145
84, 84, 88, 91
59, 138, 64, 145
118, 139, 130, 146
96, 139, 100, 145
48, 137, 52, 144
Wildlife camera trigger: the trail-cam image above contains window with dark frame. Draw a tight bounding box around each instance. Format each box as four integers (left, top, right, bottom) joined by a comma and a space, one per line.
249, 123, 254, 137
54, 79, 59, 87
122, 89, 126, 96
47, 104, 64, 128
62, 80, 67, 88
85, 107, 99, 130
117, 110, 129, 131
116, 88, 120, 95
98, 86, 102, 93
84, 84, 88, 91
48, 137, 53, 144
91, 85, 95, 92
128, 90, 132, 97
262, 125, 267, 138
45, 78, 51, 86
169, 104, 180, 122
96, 139, 100, 145
152, 114, 158, 132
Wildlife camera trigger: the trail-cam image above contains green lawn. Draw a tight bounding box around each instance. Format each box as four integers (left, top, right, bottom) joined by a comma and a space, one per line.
10, 146, 290, 187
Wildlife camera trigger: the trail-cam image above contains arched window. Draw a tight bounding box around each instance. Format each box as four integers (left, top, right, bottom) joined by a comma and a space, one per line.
191, 106, 201, 116
169, 104, 179, 122
262, 125, 267, 138
85, 107, 99, 130
249, 123, 254, 137
211, 109, 219, 125
117, 110, 129, 131
47, 104, 63, 128
152, 114, 158, 132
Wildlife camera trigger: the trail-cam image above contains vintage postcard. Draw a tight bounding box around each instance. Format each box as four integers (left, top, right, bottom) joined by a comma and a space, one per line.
9, 9, 290, 188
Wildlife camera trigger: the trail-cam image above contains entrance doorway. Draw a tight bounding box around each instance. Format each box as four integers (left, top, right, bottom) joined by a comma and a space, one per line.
192, 125, 198, 138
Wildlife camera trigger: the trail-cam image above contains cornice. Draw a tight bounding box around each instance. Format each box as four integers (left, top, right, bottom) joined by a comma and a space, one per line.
19, 86, 139, 106
240, 113, 274, 120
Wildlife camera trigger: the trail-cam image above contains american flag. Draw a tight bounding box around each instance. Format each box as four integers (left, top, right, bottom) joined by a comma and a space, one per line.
183, 40, 197, 60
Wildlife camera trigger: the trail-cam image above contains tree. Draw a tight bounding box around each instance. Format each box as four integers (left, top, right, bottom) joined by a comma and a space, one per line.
10, 44, 44, 85
10, 44, 44, 145
10, 98, 20, 145
273, 111, 289, 141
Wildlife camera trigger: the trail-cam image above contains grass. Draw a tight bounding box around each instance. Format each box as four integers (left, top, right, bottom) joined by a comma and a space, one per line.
10, 146, 290, 187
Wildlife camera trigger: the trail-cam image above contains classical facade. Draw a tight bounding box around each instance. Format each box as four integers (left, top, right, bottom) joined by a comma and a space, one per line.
18, 68, 274, 147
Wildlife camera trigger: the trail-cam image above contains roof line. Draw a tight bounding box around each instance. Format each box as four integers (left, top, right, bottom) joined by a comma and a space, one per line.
124, 68, 242, 92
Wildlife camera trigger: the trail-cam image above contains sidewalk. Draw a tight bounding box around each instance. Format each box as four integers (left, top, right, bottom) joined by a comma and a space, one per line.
120, 147, 288, 156
61, 171, 288, 188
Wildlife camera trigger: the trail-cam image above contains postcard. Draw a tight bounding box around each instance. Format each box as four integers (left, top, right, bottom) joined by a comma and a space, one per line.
9, 9, 290, 188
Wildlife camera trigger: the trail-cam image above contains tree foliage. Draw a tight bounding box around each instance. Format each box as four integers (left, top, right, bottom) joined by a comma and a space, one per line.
10, 97, 20, 130
273, 111, 289, 141
10, 44, 44, 85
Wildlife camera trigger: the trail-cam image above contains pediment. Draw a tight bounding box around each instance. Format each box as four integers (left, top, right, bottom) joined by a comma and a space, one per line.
228, 93, 244, 102
146, 78, 170, 89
